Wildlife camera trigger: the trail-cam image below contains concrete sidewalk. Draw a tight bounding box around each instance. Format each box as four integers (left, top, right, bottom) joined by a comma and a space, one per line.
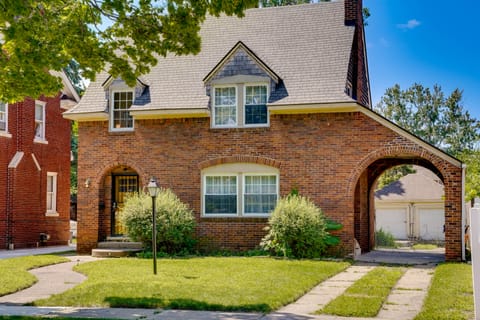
0, 245, 75, 259
0, 247, 438, 320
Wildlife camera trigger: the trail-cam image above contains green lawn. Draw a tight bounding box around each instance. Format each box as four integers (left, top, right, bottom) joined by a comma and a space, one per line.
415, 263, 473, 320
34, 257, 350, 312
0, 255, 69, 296
318, 266, 405, 317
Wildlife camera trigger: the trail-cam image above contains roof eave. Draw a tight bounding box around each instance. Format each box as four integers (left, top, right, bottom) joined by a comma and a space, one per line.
130, 108, 210, 119
62, 111, 108, 121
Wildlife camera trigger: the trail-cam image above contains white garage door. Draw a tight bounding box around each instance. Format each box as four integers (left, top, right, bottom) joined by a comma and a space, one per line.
376, 207, 408, 239
417, 208, 445, 241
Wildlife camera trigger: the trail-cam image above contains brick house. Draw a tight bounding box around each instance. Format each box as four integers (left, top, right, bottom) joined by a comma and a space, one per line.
65, 0, 465, 261
0, 71, 79, 249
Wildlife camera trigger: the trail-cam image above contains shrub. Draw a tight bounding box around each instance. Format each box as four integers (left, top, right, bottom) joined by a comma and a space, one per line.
120, 189, 196, 254
375, 228, 396, 248
260, 194, 338, 258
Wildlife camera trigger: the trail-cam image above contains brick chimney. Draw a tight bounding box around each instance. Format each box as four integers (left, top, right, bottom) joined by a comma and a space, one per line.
345, 0, 363, 26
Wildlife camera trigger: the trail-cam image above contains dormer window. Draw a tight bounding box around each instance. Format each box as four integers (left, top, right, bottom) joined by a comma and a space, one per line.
245, 85, 268, 125
0, 102, 7, 132
110, 90, 134, 131
214, 86, 237, 126
212, 83, 269, 128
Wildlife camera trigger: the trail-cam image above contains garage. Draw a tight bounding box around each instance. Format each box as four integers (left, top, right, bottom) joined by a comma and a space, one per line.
375, 166, 444, 242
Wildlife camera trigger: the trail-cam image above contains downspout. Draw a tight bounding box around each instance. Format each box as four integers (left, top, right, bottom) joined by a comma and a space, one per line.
6, 168, 12, 249
462, 163, 466, 261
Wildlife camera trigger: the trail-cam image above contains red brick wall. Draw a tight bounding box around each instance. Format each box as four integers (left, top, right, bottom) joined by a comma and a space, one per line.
0, 96, 71, 249
76, 111, 463, 260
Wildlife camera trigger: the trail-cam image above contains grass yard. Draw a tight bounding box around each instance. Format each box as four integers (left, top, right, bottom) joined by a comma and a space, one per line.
0, 255, 69, 297
317, 266, 405, 317
415, 263, 473, 320
34, 257, 349, 312
412, 243, 440, 250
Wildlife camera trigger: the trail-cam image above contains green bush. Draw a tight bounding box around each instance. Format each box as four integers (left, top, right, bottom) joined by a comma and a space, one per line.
375, 228, 396, 248
120, 189, 196, 254
260, 194, 337, 258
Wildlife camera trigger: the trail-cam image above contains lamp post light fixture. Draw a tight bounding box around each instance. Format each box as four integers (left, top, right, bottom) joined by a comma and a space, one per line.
147, 177, 160, 275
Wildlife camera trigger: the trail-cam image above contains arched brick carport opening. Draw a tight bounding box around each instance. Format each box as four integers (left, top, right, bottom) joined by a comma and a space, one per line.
352, 156, 463, 262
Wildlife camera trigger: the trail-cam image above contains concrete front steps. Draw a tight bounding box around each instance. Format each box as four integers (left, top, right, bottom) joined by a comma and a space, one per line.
91, 237, 143, 258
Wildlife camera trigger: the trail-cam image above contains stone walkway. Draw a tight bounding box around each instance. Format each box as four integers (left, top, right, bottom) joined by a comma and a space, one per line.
271, 263, 435, 320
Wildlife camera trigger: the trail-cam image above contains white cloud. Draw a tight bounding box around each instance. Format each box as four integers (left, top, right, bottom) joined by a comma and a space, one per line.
397, 19, 421, 30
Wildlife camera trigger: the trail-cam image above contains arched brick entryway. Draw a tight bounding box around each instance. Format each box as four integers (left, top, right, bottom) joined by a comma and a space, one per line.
349, 147, 464, 261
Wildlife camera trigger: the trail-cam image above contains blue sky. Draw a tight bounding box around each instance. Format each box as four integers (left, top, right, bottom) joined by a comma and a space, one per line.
363, 1, 480, 118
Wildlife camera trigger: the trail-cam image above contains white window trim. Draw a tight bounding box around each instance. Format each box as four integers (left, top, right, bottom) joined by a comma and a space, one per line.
202, 174, 239, 216
242, 173, 279, 217
0, 101, 8, 134
243, 83, 270, 128
46, 172, 58, 216
212, 85, 238, 128
201, 164, 279, 217
109, 89, 135, 132
212, 82, 269, 129
34, 100, 47, 143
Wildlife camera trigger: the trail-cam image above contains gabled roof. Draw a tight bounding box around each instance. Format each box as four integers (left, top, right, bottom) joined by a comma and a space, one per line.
375, 166, 444, 202
203, 41, 280, 84
65, 1, 356, 118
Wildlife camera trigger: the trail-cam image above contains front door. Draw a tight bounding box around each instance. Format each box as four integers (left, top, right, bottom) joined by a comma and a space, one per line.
112, 175, 139, 236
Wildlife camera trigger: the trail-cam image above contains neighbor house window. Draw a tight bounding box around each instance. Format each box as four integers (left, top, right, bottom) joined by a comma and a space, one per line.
202, 163, 278, 217
34, 101, 46, 141
244, 85, 268, 125
46, 172, 58, 215
212, 83, 268, 128
110, 90, 134, 131
0, 101, 7, 132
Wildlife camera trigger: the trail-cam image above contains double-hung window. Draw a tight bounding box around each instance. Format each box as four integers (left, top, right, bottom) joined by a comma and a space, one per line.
111, 90, 134, 131
213, 87, 237, 126
0, 101, 7, 132
212, 83, 268, 128
202, 164, 278, 217
46, 172, 58, 216
34, 101, 46, 141
204, 176, 238, 215
244, 175, 277, 215
244, 85, 268, 125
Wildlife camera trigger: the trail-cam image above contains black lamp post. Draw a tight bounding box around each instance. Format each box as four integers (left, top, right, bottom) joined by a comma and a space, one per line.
147, 177, 160, 275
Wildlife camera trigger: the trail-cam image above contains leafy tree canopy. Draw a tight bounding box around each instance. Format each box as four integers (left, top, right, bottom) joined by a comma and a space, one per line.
375, 83, 480, 156
0, 0, 257, 102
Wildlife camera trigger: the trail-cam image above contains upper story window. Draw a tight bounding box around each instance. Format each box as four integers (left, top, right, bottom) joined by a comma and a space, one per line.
212, 83, 269, 128
34, 101, 46, 141
110, 90, 134, 131
0, 101, 7, 132
245, 85, 268, 125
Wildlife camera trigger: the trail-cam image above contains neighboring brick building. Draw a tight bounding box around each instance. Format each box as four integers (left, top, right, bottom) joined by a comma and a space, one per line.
65, 0, 465, 261
0, 72, 79, 249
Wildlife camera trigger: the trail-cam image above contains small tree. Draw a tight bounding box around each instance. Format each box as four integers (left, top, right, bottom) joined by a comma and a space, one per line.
121, 189, 196, 254
260, 194, 336, 258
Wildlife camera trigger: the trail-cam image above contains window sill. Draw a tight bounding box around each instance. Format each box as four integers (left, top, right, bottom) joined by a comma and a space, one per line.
201, 215, 269, 222
45, 211, 59, 217
210, 125, 270, 130
109, 129, 135, 134
34, 138, 48, 144
0, 131, 12, 138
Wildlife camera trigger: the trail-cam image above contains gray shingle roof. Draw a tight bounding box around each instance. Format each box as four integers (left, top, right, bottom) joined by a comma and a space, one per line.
66, 1, 355, 116
375, 166, 444, 201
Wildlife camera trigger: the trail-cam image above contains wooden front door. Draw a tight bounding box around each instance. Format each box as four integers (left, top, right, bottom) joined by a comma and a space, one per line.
112, 175, 139, 236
